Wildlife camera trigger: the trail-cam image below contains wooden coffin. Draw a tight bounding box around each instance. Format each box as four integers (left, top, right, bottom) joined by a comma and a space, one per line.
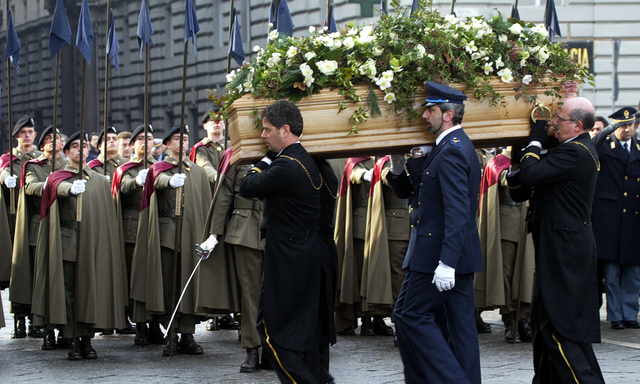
227, 80, 563, 164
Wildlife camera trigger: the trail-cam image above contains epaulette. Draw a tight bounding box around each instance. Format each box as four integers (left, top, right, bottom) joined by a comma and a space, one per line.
249, 167, 262, 173
520, 152, 540, 162
450, 137, 461, 148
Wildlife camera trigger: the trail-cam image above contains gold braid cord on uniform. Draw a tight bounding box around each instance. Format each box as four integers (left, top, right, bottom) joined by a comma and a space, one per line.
279, 155, 338, 199
572, 141, 600, 171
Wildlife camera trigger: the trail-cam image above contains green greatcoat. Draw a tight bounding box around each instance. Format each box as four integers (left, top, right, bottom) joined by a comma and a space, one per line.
89, 153, 126, 177
192, 137, 225, 190
10, 155, 67, 314
0, 147, 41, 287
130, 156, 225, 323
31, 165, 127, 329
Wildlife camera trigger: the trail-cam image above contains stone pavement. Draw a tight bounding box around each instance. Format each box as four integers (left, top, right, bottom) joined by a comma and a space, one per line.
1, 288, 639, 383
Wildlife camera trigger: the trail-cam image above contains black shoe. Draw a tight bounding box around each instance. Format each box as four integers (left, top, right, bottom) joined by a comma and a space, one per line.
178, 333, 204, 355
116, 319, 137, 335
360, 317, 375, 336
475, 312, 492, 334
623, 320, 640, 329
12, 317, 27, 339
134, 323, 148, 346
163, 331, 179, 357
219, 314, 239, 330
147, 322, 167, 345
41, 330, 57, 350
67, 338, 83, 361
240, 348, 259, 373
258, 347, 274, 370
28, 325, 45, 338
611, 321, 625, 330
372, 316, 395, 336
80, 337, 97, 359
518, 319, 533, 342
503, 312, 520, 343
57, 336, 71, 349
99, 329, 115, 336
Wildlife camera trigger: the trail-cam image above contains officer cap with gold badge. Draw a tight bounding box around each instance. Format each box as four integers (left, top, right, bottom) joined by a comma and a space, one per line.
97, 126, 118, 146
162, 124, 189, 145
38, 125, 60, 150
12, 115, 35, 136
130, 124, 153, 145
63, 131, 89, 152
609, 107, 637, 126
422, 81, 467, 107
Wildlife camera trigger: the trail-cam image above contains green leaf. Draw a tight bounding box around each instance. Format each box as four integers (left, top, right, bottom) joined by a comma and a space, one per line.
369, 87, 381, 118
281, 68, 303, 90
227, 69, 249, 91
322, 48, 343, 62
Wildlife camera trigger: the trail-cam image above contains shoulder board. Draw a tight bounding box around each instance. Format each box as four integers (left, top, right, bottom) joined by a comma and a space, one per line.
450, 137, 462, 148
611, 141, 616, 149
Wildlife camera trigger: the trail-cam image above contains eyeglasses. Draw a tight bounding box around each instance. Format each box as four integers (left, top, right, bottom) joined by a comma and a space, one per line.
555, 115, 576, 123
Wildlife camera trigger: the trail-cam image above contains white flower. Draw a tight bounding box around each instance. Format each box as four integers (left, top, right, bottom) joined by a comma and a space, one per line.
303, 76, 314, 87
509, 23, 523, 35
330, 32, 341, 39
304, 52, 316, 61
286, 46, 298, 58
465, 41, 478, 54
484, 62, 493, 75
477, 29, 486, 38
333, 40, 342, 49
357, 26, 375, 44
373, 47, 384, 56
471, 52, 481, 60
358, 58, 377, 79
226, 70, 237, 84
316, 60, 339, 76
268, 29, 279, 41
499, 34, 508, 43
391, 64, 403, 73
347, 27, 358, 36
267, 52, 281, 68
380, 70, 394, 82
444, 14, 458, 24
427, 54, 435, 60
522, 74, 533, 85
384, 93, 396, 103
495, 57, 504, 69
253, 45, 261, 52
376, 77, 392, 90
416, 44, 426, 58
519, 58, 526, 67
309, 26, 316, 34
319, 35, 334, 48
531, 24, 549, 38
535, 46, 550, 62
343, 37, 355, 49
497, 68, 513, 83
300, 62, 313, 77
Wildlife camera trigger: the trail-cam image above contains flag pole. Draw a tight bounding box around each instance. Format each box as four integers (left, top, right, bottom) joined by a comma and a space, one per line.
326, 0, 331, 26
143, 44, 149, 168
102, 3, 113, 177
450, 0, 456, 15
226, 0, 235, 75
5, 3, 15, 215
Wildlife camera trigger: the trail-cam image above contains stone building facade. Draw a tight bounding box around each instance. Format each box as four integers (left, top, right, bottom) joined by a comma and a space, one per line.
0, 0, 638, 153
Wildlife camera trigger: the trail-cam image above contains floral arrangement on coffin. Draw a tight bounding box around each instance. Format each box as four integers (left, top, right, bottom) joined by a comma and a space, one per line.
219, 0, 592, 134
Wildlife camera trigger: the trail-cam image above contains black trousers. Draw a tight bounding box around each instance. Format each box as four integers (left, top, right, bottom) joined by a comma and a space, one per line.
531, 291, 605, 384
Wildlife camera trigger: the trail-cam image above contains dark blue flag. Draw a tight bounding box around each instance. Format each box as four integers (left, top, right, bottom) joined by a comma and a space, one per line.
277, 0, 294, 37
107, 11, 120, 70
4, 10, 21, 70
137, 0, 154, 59
269, 0, 276, 31
326, 5, 337, 33
76, 0, 94, 64
411, 0, 419, 15
49, 0, 72, 60
380, 0, 387, 14
229, 7, 244, 66
510, 4, 520, 20
184, 0, 200, 56
544, 0, 561, 40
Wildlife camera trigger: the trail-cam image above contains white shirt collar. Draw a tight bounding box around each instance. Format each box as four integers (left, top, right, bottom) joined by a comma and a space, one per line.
435, 125, 462, 145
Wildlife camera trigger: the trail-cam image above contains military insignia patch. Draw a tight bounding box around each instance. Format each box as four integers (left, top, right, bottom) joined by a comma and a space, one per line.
611, 141, 616, 149
624, 110, 630, 119
450, 137, 462, 148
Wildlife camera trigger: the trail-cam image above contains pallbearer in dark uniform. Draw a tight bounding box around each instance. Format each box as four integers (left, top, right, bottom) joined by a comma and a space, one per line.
111, 124, 165, 344
87, 126, 126, 177
0, 115, 42, 338
10, 125, 68, 349
190, 108, 226, 189
508, 97, 604, 383
31, 132, 127, 360
129, 125, 213, 357
239, 100, 338, 384
592, 106, 640, 330
386, 82, 483, 384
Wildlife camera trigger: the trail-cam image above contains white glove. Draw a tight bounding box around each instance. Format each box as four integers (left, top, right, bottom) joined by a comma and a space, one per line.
410, 145, 434, 158
432, 261, 455, 292
389, 155, 406, 175
200, 234, 219, 251
363, 169, 373, 182
135, 169, 149, 187
3, 175, 17, 188
43, 176, 49, 190
70, 179, 87, 195
169, 173, 187, 188
105, 175, 111, 184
